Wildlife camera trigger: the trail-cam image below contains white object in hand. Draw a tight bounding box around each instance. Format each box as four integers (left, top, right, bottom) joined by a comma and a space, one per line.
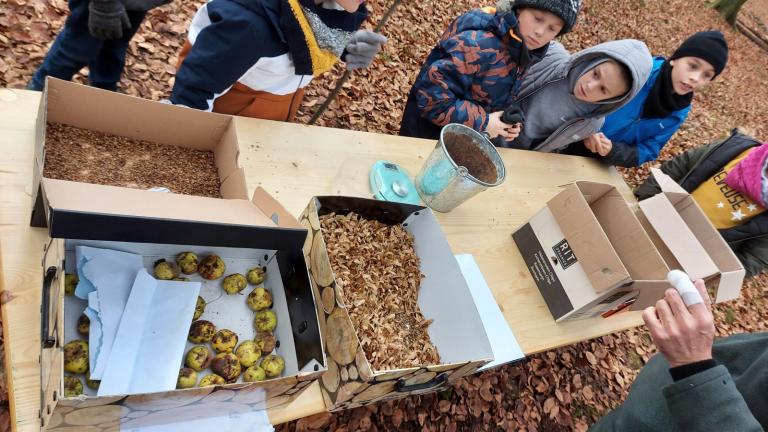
667, 270, 703, 307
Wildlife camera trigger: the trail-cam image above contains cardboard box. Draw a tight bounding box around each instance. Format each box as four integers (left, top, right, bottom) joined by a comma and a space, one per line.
38, 179, 324, 431
512, 170, 745, 321
300, 197, 494, 411
31, 77, 247, 228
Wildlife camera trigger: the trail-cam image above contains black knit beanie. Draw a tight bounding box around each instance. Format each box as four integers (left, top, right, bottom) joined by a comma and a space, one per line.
511, 0, 582, 34
670, 30, 729, 77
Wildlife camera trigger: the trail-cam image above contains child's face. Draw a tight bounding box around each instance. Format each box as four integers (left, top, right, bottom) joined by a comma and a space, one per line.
573, 61, 630, 103
516, 8, 564, 50
335, 0, 363, 12
669, 56, 716, 95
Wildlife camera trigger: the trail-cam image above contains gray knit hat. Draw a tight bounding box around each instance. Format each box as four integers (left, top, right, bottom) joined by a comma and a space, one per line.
511, 0, 582, 34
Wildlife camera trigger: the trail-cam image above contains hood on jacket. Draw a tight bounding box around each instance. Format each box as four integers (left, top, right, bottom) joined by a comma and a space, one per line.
518, 39, 653, 118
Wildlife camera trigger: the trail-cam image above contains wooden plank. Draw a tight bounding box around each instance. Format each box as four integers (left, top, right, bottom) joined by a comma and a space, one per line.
1, 89, 643, 429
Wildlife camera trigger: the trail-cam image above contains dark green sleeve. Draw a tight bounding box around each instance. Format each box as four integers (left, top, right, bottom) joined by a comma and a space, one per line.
663, 365, 764, 432
634, 143, 715, 200
733, 237, 768, 277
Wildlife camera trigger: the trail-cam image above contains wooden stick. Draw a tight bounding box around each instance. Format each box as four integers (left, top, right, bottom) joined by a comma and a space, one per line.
308, 0, 403, 125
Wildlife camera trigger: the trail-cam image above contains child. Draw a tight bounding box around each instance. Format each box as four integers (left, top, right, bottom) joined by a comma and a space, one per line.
635, 129, 768, 276
399, 0, 582, 140
507, 39, 652, 151
28, 0, 170, 91
572, 31, 729, 167
169, 0, 386, 121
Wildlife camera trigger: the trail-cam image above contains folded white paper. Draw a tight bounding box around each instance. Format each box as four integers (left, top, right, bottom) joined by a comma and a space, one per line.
455, 254, 525, 371
77, 246, 145, 379
98, 269, 201, 396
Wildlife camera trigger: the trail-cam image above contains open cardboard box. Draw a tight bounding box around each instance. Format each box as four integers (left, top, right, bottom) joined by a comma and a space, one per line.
31, 77, 247, 228
300, 197, 494, 411
512, 170, 745, 322
38, 179, 325, 431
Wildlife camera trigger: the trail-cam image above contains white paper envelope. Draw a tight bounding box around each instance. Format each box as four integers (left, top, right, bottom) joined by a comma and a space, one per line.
98, 269, 200, 396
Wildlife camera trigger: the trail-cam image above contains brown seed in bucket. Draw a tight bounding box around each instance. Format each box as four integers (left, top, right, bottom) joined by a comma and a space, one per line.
443, 132, 498, 183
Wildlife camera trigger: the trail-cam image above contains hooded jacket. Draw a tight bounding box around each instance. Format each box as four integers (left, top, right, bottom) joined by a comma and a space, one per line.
635, 130, 768, 276
171, 0, 366, 114
399, 7, 548, 140
510, 39, 652, 152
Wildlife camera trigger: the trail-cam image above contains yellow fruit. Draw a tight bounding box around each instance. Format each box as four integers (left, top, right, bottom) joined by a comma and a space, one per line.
177, 368, 198, 389
212, 329, 238, 353
246, 287, 273, 311
243, 365, 266, 382
77, 314, 90, 336
246, 266, 266, 285
193, 296, 206, 320
175, 252, 199, 275
188, 320, 216, 344
222, 274, 247, 295
211, 353, 241, 381
64, 376, 83, 397
185, 345, 213, 372
199, 374, 225, 387
198, 255, 226, 280
261, 355, 285, 379
85, 372, 100, 390
64, 273, 78, 296
254, 310, 277, 332
63, 340, 89, 374
235, 341, 261, 367
153, 259, 180, 280
253, 332, 277, 355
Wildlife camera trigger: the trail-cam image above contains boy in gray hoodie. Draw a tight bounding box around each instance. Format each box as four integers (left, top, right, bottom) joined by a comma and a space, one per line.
504, 39, 652, 151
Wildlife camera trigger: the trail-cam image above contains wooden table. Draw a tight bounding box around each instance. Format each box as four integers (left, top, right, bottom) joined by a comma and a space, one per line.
0, 89, 644, 430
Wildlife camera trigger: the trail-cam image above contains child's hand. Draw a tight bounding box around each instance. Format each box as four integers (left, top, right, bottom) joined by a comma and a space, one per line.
584, 133, 613, 156
486, 111, 521, 140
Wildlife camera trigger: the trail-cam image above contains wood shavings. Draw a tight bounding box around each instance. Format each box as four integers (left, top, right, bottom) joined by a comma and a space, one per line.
43, 122, 221, 197
320, 212, 440, 370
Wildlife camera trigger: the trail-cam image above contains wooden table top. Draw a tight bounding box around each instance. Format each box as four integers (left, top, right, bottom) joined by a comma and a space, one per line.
0, 89, 643, 430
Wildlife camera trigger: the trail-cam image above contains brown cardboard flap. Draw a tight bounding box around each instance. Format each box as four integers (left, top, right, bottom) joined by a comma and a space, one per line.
251, 187, 303, 229
44, 78, 233, 151
650, 168, 689, 205
629, 280, 674, 310
549, 183, 630, 293
639, 194, 718, 280
42, 177, 276, 228
589, 186, 668, 280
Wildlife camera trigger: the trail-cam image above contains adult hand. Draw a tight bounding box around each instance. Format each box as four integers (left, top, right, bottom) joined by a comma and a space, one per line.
345, 30, 387, 70
88, 0, 131, 40
485, 111, 521, 140
642, 279, 716, 368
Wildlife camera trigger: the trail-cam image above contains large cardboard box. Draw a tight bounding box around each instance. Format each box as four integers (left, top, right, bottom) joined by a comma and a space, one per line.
512, 170, 745, 321
36, 174, 324, 427
31, 78, 247, 228
300, 197, 494, 411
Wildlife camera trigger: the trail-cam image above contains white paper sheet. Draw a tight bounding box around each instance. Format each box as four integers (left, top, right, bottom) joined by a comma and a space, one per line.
77, 246, 145, 379
84, 291, 102, 375
98, 269, 200, 396
455, 254, 525, 371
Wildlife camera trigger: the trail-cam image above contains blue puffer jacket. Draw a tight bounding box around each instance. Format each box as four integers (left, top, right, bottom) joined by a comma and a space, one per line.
599, 57, 691, 167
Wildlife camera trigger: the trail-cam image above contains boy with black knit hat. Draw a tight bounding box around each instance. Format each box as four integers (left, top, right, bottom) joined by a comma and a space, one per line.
399, 0, 582, 140
568, 30, 730, 167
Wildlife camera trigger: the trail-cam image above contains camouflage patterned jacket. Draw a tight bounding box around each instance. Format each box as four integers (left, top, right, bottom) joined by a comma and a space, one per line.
399, 8, 548, 139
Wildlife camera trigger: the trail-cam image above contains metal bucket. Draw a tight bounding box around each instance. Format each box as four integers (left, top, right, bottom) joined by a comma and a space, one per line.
415, 123, 506, 212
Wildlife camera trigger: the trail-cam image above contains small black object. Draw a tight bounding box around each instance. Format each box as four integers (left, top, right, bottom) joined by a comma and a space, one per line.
501, 104, 525, 125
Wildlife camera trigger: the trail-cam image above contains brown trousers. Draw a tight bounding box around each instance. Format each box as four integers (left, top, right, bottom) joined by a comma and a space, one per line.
177, 41, 305, 121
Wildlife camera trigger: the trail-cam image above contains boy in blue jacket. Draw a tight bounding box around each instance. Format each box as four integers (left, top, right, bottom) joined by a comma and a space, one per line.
399, 0, 582, 141
568, 31, 729, 167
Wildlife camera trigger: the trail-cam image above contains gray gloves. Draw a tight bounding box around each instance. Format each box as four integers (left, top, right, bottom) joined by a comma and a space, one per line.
88, 0, 130, 40
345, 30, 387, 70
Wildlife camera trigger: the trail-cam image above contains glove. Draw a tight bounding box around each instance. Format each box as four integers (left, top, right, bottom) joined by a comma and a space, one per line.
344, 30, 387, 70
500, 104, 525, 125
88, 0, 131, 40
